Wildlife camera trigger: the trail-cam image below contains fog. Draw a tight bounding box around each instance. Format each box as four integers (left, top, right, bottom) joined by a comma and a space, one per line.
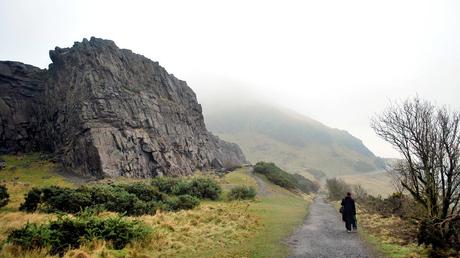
1, 0, 460, 158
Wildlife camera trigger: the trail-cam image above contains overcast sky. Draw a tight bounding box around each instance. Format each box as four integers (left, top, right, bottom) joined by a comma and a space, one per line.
1, 0, 460, 158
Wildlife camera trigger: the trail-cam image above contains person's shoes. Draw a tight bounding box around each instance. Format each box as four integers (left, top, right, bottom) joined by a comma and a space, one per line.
347, 230, 352, 233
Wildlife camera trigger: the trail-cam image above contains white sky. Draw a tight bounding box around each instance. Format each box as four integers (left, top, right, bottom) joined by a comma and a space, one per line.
1, 0, 460, 158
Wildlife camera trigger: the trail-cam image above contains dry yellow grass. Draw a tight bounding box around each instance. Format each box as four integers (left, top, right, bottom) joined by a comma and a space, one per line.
0, 157, 311, 258
339, 170, 395, 197
357, 208, 429, 257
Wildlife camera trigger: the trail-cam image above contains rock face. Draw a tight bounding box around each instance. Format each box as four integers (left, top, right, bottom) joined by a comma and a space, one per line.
0, 62, 46, 153
0, 37, 246, 178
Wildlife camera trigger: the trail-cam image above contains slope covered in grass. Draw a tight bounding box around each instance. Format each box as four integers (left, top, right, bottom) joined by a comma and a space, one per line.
0, 154, 311, 257
204, 104, 385, 177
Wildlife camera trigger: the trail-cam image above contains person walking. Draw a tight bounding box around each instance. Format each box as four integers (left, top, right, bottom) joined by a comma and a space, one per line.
341, 192, 357, 233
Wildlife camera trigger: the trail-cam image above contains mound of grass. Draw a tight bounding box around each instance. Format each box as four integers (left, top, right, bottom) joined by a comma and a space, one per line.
7, 212, 151, 256
253, 162, 318, 194
228, 185, 256, 200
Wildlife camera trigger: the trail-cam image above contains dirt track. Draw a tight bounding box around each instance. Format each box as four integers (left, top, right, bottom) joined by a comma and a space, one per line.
287, 195, 374, 258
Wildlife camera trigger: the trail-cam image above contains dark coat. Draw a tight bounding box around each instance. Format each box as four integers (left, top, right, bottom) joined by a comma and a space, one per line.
341, 196, 356, 222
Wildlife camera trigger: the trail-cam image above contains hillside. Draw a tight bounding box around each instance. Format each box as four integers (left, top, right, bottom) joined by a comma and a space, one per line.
204, 104, 385, 178
0, 153, 311, 257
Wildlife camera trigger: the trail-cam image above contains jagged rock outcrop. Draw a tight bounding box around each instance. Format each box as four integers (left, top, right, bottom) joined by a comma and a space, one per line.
0, 37, 246, 178
0, 62, 47, 153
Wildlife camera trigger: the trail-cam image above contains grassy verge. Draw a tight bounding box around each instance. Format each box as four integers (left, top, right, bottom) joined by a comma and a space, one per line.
357, 212, 429, 258
331, 201, 429, 258
222, 170, 312, 257
0, 155, 311, 257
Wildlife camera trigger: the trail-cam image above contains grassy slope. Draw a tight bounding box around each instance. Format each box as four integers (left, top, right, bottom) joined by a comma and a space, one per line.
205, 104, 384, 178
0, 154, 310, 258
339, 170, 395, 197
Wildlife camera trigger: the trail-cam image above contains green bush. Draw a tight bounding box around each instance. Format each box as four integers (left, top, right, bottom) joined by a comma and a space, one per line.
152, 176, 222, 200
188, 177, 222, 200
0, 185, 9, 208
253, 162, 318, 194
228, 186, 256, 200
7, 212, 151, 255
165, 194, 200, 211
151, 177, 180, 194
119, 183, 167, 202
19, 188, 42, 212
292, 173, 320, 193
20, 181, 203, 215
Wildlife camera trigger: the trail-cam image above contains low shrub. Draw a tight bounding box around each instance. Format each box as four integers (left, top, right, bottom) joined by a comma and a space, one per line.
151, 177, 180, 194
188, 177, 222, 200
254, 162, 295, 189
120, 183, 167, 202
228, 186, 256, 200
19, 187, 42, 212
325, 178, 351, 201
20, 182, 201, 215
292, 173, 320, 193
0, 185, 9, 208
7, 212, 151, 255
151, 176, 222, 200
165, 195, 200, 211
253, 162, 318, 194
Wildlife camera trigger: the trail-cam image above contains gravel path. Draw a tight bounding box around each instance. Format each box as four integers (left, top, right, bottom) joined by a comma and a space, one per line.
287, 195, 374, 258
246, 167, 270, 197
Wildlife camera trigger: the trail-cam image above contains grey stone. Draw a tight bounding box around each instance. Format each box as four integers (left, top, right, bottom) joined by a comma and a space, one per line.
0, 37, 246, 178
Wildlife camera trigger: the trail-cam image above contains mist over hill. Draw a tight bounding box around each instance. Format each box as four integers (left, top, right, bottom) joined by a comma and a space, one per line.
199, 89, 385, 178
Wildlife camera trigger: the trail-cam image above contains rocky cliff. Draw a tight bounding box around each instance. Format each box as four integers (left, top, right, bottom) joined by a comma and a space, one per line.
0, 37, 246, 178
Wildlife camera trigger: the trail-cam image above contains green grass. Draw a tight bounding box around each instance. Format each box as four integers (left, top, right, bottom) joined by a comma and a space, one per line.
360, 229, 429, 258
0, 155, 312, 258
0, 153, 73, 211
220, 169, 311, 257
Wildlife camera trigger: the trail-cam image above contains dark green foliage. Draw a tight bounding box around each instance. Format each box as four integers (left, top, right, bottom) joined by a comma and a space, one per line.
165, 195, 200, 211
151, 177, 180, 194
188, 177, 222, 200
19, 188, 42, 212
20, 181, 202, 215
42, 186, 93, 213
418, 217, 460, 252
7, 212, 151, 255
254, 162, 295, 189
0, 185, 9, 208
292, 173, 320, 193
228, 186, 257, 200
119, 183, 167, 202
151, 176, 222, 200
253, 162, 318, 194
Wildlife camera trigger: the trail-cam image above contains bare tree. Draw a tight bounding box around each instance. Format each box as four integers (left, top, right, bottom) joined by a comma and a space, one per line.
371, 97, 460, 221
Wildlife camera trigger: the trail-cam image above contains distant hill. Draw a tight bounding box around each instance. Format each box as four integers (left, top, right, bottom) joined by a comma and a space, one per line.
204, 103, 385, 178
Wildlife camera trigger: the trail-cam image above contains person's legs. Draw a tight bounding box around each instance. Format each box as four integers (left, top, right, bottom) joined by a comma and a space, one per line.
352, 215, 357, 231
345, 218, 352, 231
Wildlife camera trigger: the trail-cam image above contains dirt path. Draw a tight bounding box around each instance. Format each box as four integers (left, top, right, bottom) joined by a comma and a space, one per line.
287, 195, 374, 258
247, 167, 270, 197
